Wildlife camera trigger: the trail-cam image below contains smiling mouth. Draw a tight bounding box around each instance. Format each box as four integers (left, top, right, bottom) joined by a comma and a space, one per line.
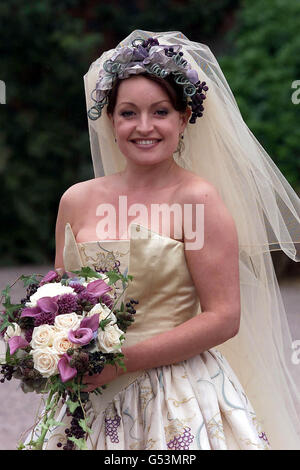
131, 139, 161, 146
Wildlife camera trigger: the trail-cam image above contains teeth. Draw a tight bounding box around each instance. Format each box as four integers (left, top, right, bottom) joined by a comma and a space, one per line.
134, 140, 159, 145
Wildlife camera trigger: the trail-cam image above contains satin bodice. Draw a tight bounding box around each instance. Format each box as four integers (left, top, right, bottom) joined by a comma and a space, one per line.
63, 222, 201, 347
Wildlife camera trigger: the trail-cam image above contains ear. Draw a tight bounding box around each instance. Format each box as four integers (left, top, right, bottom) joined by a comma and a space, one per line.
179, 108, 191, 133
108, 111, 114, 126
107, 112, 116, 140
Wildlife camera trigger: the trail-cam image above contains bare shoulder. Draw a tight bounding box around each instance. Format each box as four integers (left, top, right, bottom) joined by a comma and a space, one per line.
60, 177, 99, 203
178, 171, 238, 244
55, 176, 110, 269
58, 175, 114, 209
178, 171, 221, 204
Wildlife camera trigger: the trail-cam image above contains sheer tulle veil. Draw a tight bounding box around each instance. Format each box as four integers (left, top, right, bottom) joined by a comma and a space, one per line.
83, 30, 300, 449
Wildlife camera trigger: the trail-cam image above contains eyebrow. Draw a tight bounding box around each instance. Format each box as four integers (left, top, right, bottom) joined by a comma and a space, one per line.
116, 99, 171, 108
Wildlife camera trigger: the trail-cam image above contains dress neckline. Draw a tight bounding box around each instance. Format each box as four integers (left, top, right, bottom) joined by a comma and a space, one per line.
65, 222, 184, 246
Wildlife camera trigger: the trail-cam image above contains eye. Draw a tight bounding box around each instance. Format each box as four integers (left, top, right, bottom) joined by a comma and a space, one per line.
155, 109, 168, 116
120, 110, 135, 118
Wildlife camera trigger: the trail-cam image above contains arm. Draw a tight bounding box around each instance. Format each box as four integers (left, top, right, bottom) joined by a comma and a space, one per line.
83, 182, 241, 390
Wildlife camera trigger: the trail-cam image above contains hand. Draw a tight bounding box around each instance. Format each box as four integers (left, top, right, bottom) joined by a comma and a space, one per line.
82, 364, 121, 392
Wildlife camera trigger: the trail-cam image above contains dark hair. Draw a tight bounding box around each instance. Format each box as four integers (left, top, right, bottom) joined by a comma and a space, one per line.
106, 73, 188, 116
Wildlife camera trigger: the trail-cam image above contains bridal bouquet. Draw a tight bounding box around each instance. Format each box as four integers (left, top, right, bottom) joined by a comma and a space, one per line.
0, 266, 137, 450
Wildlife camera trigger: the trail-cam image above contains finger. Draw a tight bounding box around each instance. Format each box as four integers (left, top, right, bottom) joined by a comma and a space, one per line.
82, 376, 95, 384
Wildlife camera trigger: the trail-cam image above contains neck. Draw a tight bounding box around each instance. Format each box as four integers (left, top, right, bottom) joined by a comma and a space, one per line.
118, 158, 182, 192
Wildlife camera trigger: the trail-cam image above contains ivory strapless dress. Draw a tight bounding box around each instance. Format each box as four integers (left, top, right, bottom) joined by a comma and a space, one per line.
43, 222, 270, 450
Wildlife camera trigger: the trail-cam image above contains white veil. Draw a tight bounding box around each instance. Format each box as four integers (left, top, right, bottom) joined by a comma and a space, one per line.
84, 30, 300, 449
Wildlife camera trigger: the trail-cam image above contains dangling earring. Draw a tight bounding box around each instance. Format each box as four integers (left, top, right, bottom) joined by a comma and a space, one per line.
175, 133, 184, 157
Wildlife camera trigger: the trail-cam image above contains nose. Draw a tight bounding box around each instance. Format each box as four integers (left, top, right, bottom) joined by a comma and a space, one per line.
135, 113, 154, 134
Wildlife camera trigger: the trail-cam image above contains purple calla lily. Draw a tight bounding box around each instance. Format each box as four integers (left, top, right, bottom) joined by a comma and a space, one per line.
40, 270, 59, 285
36, 297, 58, 314
58, 354, 77, 383
86, 279, 111, 299
20, 306, 41, 318
80, 313, 99, 332
8, 336, 29, 355
68, 327, 93, 346
20, 296, 58, 319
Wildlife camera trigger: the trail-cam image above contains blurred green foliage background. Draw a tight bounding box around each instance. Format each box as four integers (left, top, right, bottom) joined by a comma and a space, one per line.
0, 0, 299, 267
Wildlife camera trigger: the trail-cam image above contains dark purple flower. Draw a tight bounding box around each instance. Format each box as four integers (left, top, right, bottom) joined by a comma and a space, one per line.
77, 291, 98, 306
68, 281, 85, 294
101, 293, 114, 309
58, 354, 77, 383
24, 327, 34, 343
40, 270, 59, 286
34, 311, 56, 327
56, 293, 78, 315
68, 327, 93, 346
8, 336, 29, 355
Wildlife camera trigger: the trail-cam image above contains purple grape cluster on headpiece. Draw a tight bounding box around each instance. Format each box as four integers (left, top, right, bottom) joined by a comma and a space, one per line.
88, 36, 208, 124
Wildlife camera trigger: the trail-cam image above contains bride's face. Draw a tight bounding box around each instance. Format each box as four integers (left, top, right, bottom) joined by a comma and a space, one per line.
110, 75, 188, 167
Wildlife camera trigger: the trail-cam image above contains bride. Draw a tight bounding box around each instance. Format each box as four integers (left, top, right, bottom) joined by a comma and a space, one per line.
51, 31, 300, 450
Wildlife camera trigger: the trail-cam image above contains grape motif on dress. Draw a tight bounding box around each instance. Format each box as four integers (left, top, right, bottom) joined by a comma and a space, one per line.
165, 419, 195, 450
252, 416, 271, 449
258, 431, 270, 446
105, 405, 121, 444
78, 243, 129, 274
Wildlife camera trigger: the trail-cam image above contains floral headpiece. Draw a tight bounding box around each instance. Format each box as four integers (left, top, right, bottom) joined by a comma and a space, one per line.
87, 37, 208, 124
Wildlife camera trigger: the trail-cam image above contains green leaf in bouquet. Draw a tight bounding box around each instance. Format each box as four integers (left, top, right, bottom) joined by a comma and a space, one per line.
66, 398, 80, 414
117, 362, 127, 373
1, 284, 11, 300
0, 317, 12, 333
5, 344, 12, 363
78, 418, 92, 434
4, 343, 22, 366
106, 352, 126, 372
40, 418, 63, 430
99, 318, 113, 330
115, 355, 127, 372
19, 274, 40, 287
70, 267, 103, 280
105, 270, 123, 285
68, 436, 88, 450
1, 297, 23, 325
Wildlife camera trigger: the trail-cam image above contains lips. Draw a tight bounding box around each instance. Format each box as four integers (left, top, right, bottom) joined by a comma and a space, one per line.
131, 139, 161, 146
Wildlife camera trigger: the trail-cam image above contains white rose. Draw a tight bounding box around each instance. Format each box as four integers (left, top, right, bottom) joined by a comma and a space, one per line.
4, 323, 22, 342
89, 303, 117, 325
31, 324, 56, 349
54, 313, 82, 332
97, 324, 124, 353
31, 347, 59, 377
52, 331, 75, 355
26, 283, 75, 307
